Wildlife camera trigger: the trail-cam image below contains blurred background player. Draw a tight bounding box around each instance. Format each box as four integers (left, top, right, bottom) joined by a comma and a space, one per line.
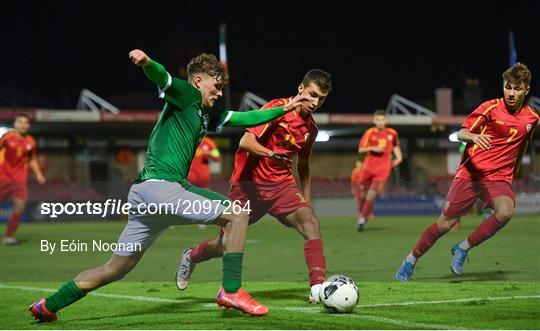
187, 136, 221, 190
0, 114, 46, 245
396, 63, 537, 282
356, 110, 402, 231
188, 136, 221, 230
351, 160, 377, 223
176, 69, 332, 303
29, 49, 311, 321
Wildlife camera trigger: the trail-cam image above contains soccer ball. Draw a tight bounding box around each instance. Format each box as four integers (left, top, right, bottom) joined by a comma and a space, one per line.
318, 275, 359, 313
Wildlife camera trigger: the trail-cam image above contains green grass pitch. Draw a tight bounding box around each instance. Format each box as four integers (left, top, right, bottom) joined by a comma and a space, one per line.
1, 215, 539, 329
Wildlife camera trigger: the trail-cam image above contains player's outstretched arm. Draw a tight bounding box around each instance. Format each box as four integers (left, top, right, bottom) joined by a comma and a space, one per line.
457, 128, 492, 150
129, 49, 169, 88
226, 94, 314, 128
239, 132, 290, 166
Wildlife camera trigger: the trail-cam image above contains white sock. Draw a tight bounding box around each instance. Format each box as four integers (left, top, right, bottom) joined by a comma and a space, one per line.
357, 218, 366, 225
458, 239, 471, 251
405, 253, 417, 265
311, 284, 322, 297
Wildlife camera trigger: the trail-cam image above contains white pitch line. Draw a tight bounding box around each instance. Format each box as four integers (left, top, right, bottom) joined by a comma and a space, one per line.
3, 283, 539, 329
278, 294, 540, 311
358, 294, 540, 308
340, 313, 466, 330
0, 284, 188, 304
275, 306, 465, 329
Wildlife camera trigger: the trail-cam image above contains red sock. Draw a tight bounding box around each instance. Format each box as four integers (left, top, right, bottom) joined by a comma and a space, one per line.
360, 200, 374, 219
304, 239, 326, 286
467, 215, 506, 248
190, 239, 215, 263
5, 213, 22, 237
412, 222, 442, 259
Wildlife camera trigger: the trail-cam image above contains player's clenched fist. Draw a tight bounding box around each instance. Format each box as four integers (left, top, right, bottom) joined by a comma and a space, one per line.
129, 49, 150, 67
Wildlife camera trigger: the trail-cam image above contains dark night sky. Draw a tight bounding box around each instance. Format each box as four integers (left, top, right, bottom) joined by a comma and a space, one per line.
2, 1, 539, 113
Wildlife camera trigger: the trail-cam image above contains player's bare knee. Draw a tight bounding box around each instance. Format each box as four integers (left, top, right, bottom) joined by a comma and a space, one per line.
495, 207, 513, 223
297, 214, 320, 240
437, 217, 458, 233
306, 216, 321, 239
13, 205, 25, 214
12, 200, 26, 214
107, 254, 141, 279
218, 211, 248, 228
229, 211, 249, 226
211, 236, 224, 256
103, 261, 128, 280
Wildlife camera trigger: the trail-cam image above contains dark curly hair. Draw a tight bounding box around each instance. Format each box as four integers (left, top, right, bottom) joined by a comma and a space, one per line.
187, 53, 229, 84
503, 62, 531, 87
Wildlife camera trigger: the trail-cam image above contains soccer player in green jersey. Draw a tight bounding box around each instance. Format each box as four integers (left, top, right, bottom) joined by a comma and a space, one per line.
29, 49, 312, 320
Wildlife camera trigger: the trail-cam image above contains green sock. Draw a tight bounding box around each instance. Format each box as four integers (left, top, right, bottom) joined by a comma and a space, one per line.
222, 252, 243, 293
45, 280, 86, 312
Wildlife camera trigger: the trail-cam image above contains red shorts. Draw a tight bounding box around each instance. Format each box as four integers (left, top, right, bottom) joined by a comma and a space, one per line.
359, 167, 390, 194
442, 178, 515, 218
0, 181, 28, 202
228, 180, 312, 225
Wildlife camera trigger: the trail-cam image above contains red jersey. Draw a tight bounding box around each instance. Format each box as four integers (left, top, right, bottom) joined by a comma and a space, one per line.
230, 97, 318, 184
0, 131, 37, 182
187, 136, 219, 188
358, 127, 399, 174
456, 98, 538, 183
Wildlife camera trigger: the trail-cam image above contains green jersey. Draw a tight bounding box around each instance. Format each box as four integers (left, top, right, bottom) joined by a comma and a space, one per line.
135, 59, 287, 183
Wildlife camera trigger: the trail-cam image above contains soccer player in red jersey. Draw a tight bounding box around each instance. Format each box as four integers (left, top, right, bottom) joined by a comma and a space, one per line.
355, 110, 402, 231
396, 63, 538, 281
177, 69, 332, 303
187, 136, 221, 190
0, 114, 46, 245
351, 160, 378, 223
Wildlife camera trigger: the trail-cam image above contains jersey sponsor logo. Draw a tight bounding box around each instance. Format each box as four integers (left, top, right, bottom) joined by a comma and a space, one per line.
495, 119, 505, 126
